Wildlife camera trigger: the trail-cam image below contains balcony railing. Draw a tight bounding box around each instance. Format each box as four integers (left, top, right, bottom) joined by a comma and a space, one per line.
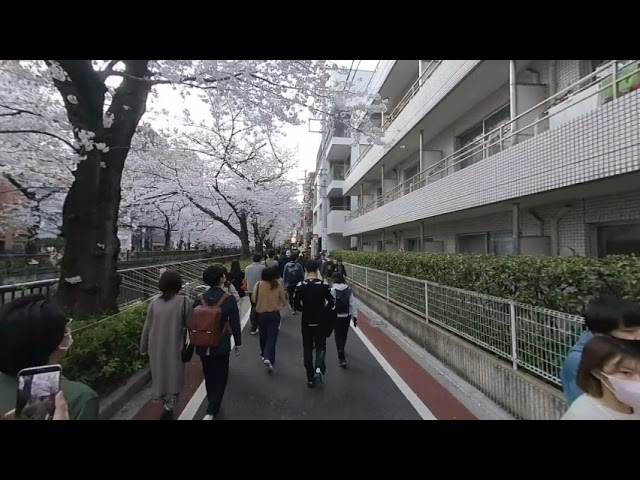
345, 60, 442, 179
346, 59, 639, 222
329, 164, 346, 181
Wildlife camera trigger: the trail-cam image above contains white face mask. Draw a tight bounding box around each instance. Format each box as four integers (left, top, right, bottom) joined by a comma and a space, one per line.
602, 373, 640, 410
59, 328, 74, 351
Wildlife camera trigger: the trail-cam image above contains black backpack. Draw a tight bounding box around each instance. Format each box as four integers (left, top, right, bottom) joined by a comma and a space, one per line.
287, 263, 301, 286
335, 287, 351, 315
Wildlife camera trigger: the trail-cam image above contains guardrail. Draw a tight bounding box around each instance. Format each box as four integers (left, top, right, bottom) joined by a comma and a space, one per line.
347, 59, 639, 221
344, 263, 583, 387
1, 255, 240, 307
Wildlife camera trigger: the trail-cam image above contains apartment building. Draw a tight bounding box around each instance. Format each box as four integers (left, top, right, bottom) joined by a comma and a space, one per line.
342, 60, 640, 257
310, 65, 374, 256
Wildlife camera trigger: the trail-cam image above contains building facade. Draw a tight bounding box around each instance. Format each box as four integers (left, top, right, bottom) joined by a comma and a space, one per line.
311, 65, 374, 256
340, 60, 640, 257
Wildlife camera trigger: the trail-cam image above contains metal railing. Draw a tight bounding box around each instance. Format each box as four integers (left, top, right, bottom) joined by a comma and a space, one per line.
345, 60, 442, 179
344, 263, 583, 387
1, 255, 240, 307
347, 59, 639, 221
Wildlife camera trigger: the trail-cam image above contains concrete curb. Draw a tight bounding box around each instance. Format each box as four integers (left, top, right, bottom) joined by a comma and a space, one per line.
99, 366, 151, 420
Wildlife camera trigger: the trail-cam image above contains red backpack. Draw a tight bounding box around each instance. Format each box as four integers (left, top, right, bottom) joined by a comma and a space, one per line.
187, 293, 231, 347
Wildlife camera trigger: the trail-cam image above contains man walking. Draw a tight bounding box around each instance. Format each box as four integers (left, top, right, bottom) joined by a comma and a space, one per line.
283, 252, 304, 315
245, 252, 266, 335
294, 260, 335, 388
265, 249, 279, 269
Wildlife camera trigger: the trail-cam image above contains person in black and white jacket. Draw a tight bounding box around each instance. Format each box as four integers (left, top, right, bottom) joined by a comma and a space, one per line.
329, 272, 357, 368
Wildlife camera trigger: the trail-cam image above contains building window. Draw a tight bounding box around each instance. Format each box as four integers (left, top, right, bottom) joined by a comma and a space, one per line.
457, 104, 511, 170
405, 238, 419, 251
596, 223, 640, 257
457, 233, 487, 254
457, 231, 514, 255
403, 163, 420, 195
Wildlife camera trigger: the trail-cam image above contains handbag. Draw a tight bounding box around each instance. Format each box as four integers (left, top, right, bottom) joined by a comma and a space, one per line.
181, 295, 194, 363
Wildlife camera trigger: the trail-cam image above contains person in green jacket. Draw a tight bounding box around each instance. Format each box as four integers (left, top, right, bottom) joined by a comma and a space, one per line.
0, 294, 99, 420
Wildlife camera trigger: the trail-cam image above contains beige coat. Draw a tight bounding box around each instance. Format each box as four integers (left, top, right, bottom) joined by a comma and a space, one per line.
140, 294, 193, 398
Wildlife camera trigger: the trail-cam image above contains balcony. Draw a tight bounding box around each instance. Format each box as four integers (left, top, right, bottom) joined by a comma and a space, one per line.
344, 60, 483, 193
327, 164, 346, 197
327, 206, 351, 235
344, 60, 640, 236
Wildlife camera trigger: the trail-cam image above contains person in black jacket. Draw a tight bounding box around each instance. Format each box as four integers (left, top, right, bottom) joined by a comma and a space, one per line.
228, 259, 246, 298
193, 265, 242, 420
293, 260, 335, 388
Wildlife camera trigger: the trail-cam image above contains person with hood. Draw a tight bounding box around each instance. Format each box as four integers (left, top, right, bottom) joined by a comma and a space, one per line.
283, 252, 305, 315
560, 296, 640, 404
329, 272, 358, 368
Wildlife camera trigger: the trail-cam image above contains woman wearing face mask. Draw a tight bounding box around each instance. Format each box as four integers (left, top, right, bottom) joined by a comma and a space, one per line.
0, 295, 99, 420
562, 335, 640, 420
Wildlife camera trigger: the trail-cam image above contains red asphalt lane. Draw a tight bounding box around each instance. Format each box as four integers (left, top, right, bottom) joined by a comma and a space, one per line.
131, 312, 477, 420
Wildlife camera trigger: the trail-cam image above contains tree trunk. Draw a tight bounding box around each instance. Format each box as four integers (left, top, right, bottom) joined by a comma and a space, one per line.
264, 238, 274, 251
239, 213, 251, 258
48, 60, 151, 319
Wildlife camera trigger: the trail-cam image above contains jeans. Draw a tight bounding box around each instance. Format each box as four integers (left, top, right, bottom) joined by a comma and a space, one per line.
334, 315, 351, 361
302, 323, 327, 381
199, 353, 230, 416
258, 311, 281, 365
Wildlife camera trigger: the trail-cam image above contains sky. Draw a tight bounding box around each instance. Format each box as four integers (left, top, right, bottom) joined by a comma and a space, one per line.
151, 60, 380, 185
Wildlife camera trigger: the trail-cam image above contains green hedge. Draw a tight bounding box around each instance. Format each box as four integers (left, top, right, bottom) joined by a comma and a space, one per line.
334, 251, 640, 315
63, 304, 148, 396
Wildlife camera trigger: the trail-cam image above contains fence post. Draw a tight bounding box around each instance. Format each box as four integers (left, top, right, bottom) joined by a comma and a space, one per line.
424, 282, 429, 323
365, 267, 369, 291
509, 301, 518, 370
386, 273, 390, 301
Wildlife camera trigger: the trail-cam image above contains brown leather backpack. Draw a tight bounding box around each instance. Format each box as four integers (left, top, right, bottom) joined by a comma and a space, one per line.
188, 293, 231, 347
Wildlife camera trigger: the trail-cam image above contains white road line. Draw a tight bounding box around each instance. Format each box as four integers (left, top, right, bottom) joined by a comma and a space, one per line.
178, 303, 252, 420
350, 317, 437, 421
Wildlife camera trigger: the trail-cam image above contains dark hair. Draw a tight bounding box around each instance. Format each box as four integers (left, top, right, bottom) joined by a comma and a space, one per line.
252, 252, 263, 263
305, 260, 319, 273
230, 259, 242, 276
332, 272, 345, 284
261, 266, 280, 289
290, 252, 299, 261
267, 249, 276, 259
158, 270, 183, 300
577, 335, 640, 398
203, 265, 226, 287
0, 295, 68, 376
584, 296, 640, 334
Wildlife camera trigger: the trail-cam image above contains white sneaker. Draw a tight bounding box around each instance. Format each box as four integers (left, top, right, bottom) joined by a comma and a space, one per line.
203, 414, 214, 420
264, 359, 273, 373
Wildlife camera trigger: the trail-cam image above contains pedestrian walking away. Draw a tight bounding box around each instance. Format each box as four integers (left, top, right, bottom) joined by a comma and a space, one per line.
329, 272, 358, 368
252, 267, 286, 373
191, 265, 242, 420
245, 253, 267, 335
140, 270, 193, 419
283, 252, 304, 315
294, 260, 335, 388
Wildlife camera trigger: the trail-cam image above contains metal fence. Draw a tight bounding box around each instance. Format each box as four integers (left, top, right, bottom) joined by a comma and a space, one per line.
344, 263, 584, 387
1, 255, 240, 307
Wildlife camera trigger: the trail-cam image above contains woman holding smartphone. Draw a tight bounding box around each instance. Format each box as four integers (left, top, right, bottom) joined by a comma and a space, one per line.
0, 295, 98, 420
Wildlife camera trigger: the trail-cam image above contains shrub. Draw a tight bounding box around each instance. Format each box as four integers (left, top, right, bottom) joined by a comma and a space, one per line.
63, 304, 148, 396
334, 251, 640, 315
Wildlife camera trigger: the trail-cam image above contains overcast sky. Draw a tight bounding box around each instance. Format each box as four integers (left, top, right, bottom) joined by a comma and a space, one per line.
151, 60, 380, 187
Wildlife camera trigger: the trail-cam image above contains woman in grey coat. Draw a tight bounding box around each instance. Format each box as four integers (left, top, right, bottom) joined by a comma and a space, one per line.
140, 270, 193, 420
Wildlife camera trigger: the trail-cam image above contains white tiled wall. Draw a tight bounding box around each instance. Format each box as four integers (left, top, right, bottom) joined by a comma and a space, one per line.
359, 190, 640, 256
345, 90, 640, 237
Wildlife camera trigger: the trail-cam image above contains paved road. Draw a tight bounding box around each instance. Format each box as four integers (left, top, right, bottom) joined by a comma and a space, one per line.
192, 305, 422, 420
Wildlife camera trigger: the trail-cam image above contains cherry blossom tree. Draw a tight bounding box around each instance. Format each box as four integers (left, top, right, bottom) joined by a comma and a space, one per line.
1, 59, 383, 318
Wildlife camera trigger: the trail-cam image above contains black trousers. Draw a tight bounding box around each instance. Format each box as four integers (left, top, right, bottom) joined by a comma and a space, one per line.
286, 285, 296, 309
199, 353, 230, 416
249, 296, 258, 331
333, 315, 351, 361
302, 323, 327, 382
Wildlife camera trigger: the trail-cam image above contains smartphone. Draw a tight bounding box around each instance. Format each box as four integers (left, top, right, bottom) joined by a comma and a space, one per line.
16, 364, 62, 420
